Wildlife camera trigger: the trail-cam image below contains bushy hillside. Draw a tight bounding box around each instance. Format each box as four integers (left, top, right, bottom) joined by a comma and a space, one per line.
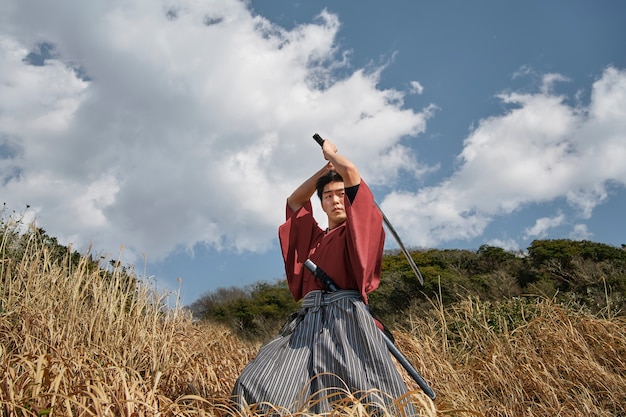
191, 240, 626, 337
2, 214, 625, 416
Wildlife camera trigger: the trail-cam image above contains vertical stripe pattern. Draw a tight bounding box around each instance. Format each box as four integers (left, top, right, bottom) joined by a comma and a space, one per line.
231, 290, 418, 415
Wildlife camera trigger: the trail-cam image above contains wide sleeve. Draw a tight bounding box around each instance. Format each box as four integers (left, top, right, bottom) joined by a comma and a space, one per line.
278, 200, 323, 301
344, 181, 385, 304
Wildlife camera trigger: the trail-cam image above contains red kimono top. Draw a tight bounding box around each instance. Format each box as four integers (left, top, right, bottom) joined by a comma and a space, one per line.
278, 180, 385, 304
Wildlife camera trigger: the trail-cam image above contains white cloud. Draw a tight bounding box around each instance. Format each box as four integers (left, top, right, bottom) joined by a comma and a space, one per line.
380, 66, 626, 248
485, 238, 520, 252
540, 73, 570, 94
512, 64, 533, 80
0, 0, 431, 264
1, 0, 624, 270
409, 81, 424, 95
569, 224, 593, 241
523, 214, 565, 240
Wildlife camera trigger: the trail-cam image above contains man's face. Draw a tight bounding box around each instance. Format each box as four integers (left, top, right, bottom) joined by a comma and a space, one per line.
321, 181, 347, 229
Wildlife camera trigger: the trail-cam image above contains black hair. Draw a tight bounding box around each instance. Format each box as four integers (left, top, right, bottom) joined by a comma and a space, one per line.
316, 171, 344, 200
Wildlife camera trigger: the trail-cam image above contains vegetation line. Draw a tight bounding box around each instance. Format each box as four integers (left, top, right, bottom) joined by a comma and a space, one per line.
2, 211, 625, 416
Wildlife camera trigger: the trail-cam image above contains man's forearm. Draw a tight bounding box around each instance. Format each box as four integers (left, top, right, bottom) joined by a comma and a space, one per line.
322, 140, 360, 187
287, 164, 330, 212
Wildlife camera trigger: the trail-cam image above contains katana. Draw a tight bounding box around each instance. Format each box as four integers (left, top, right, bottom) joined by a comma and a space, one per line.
303, 259, 436, 400
312, 133, 424, 285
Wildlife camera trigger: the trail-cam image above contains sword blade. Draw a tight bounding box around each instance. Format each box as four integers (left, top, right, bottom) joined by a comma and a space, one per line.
312, 133, 424, 286
376, 203, 424, 285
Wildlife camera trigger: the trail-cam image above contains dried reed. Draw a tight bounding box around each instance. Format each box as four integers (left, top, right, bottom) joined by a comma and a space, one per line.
1, 221, 625, 416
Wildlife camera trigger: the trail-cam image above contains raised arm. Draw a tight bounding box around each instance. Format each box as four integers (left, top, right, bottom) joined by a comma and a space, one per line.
286, 163, 333, 212
287, 136, 360, 212
321, 138, 361, 187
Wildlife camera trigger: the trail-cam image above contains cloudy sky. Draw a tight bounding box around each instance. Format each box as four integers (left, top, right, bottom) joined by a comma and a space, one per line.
1, 0, 625, 305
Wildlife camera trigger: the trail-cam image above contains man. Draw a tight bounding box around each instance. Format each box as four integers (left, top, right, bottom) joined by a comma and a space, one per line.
231, 137, 416, 415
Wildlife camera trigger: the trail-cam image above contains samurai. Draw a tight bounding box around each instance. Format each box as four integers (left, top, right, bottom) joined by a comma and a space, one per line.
231, 136, 417, 415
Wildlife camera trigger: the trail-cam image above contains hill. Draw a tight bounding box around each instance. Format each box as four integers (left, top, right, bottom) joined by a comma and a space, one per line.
1, 215, 625, 416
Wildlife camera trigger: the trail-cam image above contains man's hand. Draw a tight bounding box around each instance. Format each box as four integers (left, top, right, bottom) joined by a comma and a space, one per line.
321, 138, 360, 187
322, 139, 338, 160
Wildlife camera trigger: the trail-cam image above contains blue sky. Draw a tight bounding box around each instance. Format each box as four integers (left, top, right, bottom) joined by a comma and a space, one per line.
1, 0, 625, 306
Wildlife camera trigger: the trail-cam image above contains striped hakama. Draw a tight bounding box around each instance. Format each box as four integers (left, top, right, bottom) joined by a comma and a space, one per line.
231, 290, 417, 415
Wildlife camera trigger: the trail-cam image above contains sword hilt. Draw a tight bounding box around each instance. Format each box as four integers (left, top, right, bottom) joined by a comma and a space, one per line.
304, 259, 340, 292
309, 132, 424, 287
312, 133, 325, 147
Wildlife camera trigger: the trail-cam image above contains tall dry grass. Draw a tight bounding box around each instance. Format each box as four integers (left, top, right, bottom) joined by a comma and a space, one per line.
1, 223, 258, 416
396, 294, 626, 417
1, 222, 625, 416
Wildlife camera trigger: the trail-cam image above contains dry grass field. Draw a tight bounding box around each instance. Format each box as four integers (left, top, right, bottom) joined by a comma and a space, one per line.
1, 223, 625, 416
